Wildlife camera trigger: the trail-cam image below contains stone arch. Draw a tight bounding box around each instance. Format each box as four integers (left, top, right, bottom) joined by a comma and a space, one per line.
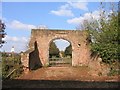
48, 37, 73, 65
22, 29, 91, 68
48, 37, 72, 48
48, 37, 73, 56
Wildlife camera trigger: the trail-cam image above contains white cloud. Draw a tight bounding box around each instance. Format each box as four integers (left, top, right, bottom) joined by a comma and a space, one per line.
68, 2, 88, 11
60, 4, 70, 10
67, 10, 100, 25
51, 9, 74, 17
51, 4, 74, 17
67, 17, 84, 25
37, 25, 48, 29
2, 35, 29, 53
4, 35, 28, 43
7, 20, 36, 30
50, 2, 88, 17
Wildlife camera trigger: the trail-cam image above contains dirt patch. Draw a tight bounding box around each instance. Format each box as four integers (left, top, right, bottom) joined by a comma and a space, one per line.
3, 67, 120, 89
18, 67, 120, 82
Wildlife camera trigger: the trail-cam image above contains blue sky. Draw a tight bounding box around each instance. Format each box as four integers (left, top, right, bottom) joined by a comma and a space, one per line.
1, 0, 119, 53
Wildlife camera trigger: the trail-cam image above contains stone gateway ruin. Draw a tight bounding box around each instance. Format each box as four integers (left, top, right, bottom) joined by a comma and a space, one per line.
21, 29, 92, 70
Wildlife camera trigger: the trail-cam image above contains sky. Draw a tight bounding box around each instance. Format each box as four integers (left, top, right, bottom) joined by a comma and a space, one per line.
0, 0, 119, 53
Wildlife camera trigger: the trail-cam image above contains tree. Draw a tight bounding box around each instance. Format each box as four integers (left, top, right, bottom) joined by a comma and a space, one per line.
0, 20, 6, 48
49, 41, 59, 58
64, 44, 72, 57
81, 2, 119, 63
60, 51, 65, 57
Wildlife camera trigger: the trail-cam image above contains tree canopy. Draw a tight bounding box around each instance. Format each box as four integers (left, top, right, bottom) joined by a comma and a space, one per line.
49, 41, 59, 58
82, 2, 119, 63
0, 20, 6, 48
64, 44, 72, 57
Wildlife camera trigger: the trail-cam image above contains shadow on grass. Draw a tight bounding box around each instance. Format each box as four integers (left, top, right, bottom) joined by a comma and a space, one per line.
2, 79, 120, 89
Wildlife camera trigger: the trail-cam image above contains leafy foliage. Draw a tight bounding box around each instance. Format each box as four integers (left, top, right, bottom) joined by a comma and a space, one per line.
82, 2, 119, 63
64, 44, 72, 57
49, 41, 60, 58
0, 20, 6, 48
2, 52, 23, 79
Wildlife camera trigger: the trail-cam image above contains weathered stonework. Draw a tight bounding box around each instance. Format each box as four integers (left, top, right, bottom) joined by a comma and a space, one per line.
88, 56, 110, 76
21, 29, 91, 70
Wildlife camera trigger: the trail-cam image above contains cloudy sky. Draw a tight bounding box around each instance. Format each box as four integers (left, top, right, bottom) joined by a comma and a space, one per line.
1, 0, 119, 53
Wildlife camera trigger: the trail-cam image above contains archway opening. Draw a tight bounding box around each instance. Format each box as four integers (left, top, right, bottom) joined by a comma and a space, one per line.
49, 39, 72, 67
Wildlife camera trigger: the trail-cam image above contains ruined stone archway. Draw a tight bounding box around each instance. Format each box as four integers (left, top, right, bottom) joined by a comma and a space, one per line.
30, 29, 91, 66
21, 29, 91, 69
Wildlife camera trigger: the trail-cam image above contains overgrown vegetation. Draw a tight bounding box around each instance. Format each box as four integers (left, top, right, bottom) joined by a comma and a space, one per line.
107, 61, 120, 76
82, 2, 119, 64
79, 2, 119, 76
2, 52, 23, 80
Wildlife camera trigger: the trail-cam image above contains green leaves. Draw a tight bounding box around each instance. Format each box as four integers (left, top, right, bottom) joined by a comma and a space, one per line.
49, 41, 59, 58
2, 53, 23, 79
64, 44, 72, 57
85, 3, 119, 63
0, 20, 6, 48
